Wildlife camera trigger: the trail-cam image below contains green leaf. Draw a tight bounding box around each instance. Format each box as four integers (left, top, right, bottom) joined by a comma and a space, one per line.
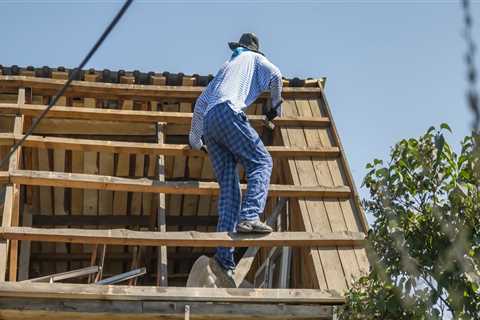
440, 123, 452, 133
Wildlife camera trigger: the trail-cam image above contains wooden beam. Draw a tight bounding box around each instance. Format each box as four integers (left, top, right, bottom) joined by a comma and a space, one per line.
0, 227, 366, 248
156, 123, 168, 286
0, 134, 341, 158
0, 75, 321, 100
10, 170, 352, 198
29, 251, 207, 262
0, 281, 344, 304
0, 172, 8, 184
0, 298, 333, 320
1, 88, 24, 282
32, 214, 218, 227
0, 103, 331, 128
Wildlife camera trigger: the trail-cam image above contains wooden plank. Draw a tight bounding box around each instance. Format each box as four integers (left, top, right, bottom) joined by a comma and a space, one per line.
156, 123, 167, 286
83, 90, 99, 268
315, 84, 369, 233
0, 75, 322, 100
0, 172, 9, 184
0, 134, 340, 158
0, 298, 333, 320
10, 170, 352, 198
33, 118, 156, 136
0, 186, 14, 281
280, 99, 329, 290
0, 103, 331, 128
70, 140, 84, 270
0, 227, 366, 248
17, 206, 32, 281
37, 139, 54, 275
295, 98, 359, 290
3, 88, 25, 282
32, 214, 217, 227
0, 281, 344, 304
51, 73, 69, 274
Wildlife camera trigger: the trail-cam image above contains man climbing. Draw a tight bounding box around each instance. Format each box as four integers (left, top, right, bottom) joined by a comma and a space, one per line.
189, 33, 283, 284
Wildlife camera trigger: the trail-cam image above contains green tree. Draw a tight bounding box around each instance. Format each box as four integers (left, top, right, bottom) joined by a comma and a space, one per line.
337, 125, 480, 319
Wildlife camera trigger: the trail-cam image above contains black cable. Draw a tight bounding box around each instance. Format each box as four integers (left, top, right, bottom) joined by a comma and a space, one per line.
0, 0, 133, 170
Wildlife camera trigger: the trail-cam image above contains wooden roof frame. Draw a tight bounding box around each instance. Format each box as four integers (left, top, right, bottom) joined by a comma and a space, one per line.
0, 74, 369, 319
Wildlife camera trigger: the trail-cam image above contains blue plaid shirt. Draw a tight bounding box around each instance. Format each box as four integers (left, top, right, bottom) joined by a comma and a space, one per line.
189, 50, 283, 150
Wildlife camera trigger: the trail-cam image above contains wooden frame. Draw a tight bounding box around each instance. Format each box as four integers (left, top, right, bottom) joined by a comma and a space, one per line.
0, 73, 369, 318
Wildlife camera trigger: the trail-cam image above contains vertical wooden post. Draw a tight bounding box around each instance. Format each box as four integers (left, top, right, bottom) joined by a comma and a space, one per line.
156, 123, 168, 286
83, 73, 100, 268
51, 71, 68, 273
0, 88, 25, 282
17, 205, 32, 281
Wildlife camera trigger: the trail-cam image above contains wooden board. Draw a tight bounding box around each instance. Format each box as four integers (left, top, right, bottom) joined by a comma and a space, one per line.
0, 227, 365, 248
0, 134, 341, 158
0, 299, 333, 320
10, 170, 352, 198
0, 75, 321, 100
0, 103, 331, 128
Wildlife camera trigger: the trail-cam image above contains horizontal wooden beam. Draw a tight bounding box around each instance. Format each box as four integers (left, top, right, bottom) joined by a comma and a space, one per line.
0, 227, 366, 248
32, 214, 217, 227
30, 248, 208, 262
0, 298, 333, 319
0, 281, 345, 304
10, 170, 352, 198
0, 134, 341, 158
30, 251, 208, 262
0, 172, 8, 184
0, 75, 321, 100
0, 103, 331, 128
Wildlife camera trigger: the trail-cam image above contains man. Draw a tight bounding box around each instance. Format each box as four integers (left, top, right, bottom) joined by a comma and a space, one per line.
189, 33, 283, 284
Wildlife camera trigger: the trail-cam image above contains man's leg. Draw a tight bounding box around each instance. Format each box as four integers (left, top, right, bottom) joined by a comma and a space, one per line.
206, 140, 241, 271
222, 112, 273, 223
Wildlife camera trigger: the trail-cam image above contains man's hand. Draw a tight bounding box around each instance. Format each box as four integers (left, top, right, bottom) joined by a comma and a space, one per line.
265, 108, 279, 122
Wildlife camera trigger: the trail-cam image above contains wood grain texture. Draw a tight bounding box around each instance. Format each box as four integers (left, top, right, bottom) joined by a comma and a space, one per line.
0, 103, 330, 128
10, 170, 352, 198
0, 134, 341, 158
0, 227, 365, 248
0, 299, 333, 319
0, 75, 321, 100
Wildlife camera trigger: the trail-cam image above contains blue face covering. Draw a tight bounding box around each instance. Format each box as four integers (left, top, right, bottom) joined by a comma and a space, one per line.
231, 47, 249, 59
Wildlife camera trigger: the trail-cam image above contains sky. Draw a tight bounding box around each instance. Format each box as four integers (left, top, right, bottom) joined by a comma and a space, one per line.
1, 0, 478, 223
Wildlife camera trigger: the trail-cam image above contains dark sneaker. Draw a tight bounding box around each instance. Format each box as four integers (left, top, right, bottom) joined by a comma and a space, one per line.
237, 220, 273, 234
210, 257, 237, 288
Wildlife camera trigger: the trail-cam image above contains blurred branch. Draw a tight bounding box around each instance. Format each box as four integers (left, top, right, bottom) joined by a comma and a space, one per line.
462, 0, 480, 133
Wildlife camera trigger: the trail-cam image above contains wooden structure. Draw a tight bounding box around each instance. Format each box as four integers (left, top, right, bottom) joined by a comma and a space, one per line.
0, 65, 369, 320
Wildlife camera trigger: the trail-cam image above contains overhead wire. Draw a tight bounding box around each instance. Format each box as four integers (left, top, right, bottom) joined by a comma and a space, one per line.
0, 0, 134, 170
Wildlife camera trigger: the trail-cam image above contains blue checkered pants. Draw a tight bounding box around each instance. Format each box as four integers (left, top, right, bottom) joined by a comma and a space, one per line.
203, 102, 273, 270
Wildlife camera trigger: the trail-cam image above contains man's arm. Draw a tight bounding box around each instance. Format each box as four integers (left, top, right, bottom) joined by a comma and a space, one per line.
189, 91, 208, 150
257, 56, 283, 117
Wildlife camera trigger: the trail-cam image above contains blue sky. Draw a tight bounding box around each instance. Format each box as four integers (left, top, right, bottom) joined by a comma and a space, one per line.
1, 1, 478, 220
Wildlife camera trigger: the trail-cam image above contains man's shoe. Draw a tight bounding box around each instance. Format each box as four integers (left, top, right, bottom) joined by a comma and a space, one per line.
210, 257, 237, 288
237, 220, 273, 234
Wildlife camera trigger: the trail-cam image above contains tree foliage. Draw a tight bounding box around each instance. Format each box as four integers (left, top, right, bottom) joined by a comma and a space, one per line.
337, 125, 480, 319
